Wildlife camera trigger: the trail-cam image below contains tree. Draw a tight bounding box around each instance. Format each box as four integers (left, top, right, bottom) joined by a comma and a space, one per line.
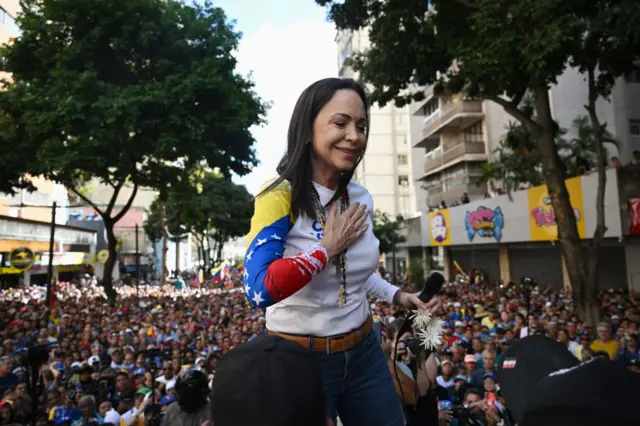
143, 175, 253, 276
202, 177, 254, 264
408, 259, 425, 292
144, 192, 189, 284
479, 114, 615, 196
316, 0, 639, 324
0, 0, 266, 302
372, 210, 406, 255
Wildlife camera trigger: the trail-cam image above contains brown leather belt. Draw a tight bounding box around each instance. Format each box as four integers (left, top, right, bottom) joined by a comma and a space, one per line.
268, 316, 373, 354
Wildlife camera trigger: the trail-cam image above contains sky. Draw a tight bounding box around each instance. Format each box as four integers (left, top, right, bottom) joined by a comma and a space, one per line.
213, 0, 338, 195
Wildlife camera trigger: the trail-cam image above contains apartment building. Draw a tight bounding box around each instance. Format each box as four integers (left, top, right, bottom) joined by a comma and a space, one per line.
0, 1, 71, 225
410, 67, 640, 214
337, 29, 416, 219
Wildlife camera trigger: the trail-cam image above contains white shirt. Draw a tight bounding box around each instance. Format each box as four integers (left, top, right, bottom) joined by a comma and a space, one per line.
266, 180, 398, 336
156, 375, 176, 389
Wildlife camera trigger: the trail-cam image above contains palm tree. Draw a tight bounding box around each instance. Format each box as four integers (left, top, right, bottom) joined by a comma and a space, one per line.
478, 113, 615, 195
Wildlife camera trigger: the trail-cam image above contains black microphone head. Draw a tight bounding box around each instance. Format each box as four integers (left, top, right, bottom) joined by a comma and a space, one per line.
418, 272, 445, 303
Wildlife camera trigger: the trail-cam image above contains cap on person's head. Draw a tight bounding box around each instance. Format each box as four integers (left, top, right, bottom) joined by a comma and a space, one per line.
136, 387, 152, 397
211, 335, 326, 426
483, 372, 497, 381
103, 409, 121, 425
464, 354, 477, 364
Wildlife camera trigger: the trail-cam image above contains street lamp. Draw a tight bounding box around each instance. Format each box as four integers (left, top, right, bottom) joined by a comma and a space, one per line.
391, 214, 404, 285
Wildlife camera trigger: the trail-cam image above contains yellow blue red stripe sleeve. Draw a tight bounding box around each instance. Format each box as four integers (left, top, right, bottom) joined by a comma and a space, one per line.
243, 180, 328, 308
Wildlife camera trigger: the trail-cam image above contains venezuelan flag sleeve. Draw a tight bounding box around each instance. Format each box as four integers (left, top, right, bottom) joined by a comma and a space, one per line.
243, 180, 329, 308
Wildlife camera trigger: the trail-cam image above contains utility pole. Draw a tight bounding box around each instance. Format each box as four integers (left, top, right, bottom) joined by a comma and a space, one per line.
135, 223, 140, 296
46, 202, 56, 307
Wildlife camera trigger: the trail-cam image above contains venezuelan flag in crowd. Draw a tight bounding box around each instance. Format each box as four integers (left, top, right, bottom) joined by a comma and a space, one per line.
193, 273, 200, 288
211, 260, 231, 283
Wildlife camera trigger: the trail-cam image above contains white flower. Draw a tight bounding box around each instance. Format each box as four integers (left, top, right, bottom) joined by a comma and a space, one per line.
410, 310, 445, 350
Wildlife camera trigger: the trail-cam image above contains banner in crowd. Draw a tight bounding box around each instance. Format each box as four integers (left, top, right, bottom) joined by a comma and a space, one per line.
211, 261, 231, 283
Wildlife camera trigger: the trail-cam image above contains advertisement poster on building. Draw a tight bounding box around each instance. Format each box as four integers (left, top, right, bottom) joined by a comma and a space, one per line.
528, 177, 586, 241
464, 206, 505, 242
8, 247, 35, 270
429, 209, 451, 246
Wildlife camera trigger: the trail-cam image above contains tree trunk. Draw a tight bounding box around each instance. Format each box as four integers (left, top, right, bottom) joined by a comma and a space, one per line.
211, 238, 219, 265
196, 239, 203, 272
174, 236, 181, 275
216, 237, 225, 264
203, 236, 210, 272
160, 200, 169, 286
583, 65, 607, 326
102, 220, 118, 304
533, 89, 593, 322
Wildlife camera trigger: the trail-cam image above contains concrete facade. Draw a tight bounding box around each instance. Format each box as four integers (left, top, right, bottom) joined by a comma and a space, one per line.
337, 29, 417, 219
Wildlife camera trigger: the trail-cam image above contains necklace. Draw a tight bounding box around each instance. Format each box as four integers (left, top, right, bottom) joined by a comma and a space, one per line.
311, 186, 350, 308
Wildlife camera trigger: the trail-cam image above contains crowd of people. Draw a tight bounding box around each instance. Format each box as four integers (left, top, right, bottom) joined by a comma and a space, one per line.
0, 268, 638, 425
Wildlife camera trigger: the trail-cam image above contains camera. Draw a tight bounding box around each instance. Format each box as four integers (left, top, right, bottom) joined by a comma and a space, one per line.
454, 407, 487, 426
141, 348, 172, 360
520, 276, 537, 287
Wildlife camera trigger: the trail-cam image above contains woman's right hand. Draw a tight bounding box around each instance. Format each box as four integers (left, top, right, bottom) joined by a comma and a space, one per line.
319, 201, 368, 257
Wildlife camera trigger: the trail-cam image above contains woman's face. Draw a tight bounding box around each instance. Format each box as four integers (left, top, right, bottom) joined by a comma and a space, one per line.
312, 89, 367, 177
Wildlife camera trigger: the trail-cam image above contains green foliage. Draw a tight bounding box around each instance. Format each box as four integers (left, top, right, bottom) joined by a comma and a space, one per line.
200, 176, 254, 257
372, 210, 406, 255
144, 175, 254, 266
479, 113, 614, 194
0, 0, 265, 300
317, 0, 639, 108
408, 259, 425, 292
143, 199, 163, 245
317, 0, 639, 323
1, 0, 265, 194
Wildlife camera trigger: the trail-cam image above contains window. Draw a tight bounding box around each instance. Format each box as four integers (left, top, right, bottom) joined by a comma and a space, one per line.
396, 135, 407, 147
630, 119, 640, 135
398, 175, 409, 186
0, 7, 19, 38
422, 99, 439, 117
338, 40, 353, 71
463, 122, 484, 143
397, 154, 408, 165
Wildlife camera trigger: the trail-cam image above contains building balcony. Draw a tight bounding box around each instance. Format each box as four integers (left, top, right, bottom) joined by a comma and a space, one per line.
409, 85, 436, 116
425, 180, 487, 208
418, 141, 487, 179
413, 99, 484, 148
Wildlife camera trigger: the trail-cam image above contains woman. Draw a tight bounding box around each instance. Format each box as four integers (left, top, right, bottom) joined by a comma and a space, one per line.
243, 78, 439, 426
383, 318, 439, 426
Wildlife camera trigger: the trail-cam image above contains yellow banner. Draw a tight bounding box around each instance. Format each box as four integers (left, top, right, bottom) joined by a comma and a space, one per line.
0, 266, 26, 275
428, 209, 451, 246
528, 177, 586, 241
57, 265, 82, 273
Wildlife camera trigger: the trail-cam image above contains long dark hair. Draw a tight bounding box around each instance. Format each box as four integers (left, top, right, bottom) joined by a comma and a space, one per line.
260, 78, 369, 220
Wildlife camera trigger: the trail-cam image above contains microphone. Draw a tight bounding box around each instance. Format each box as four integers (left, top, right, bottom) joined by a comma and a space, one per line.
391, 272, 445, 420
396, 272, 445, 334
417, 271, 445, 304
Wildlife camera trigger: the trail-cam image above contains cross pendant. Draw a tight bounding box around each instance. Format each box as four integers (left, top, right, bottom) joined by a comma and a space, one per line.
338, 287, 347, 308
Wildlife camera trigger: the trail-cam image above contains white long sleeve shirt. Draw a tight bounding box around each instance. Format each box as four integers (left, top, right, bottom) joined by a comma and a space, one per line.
243, 178, 399, 336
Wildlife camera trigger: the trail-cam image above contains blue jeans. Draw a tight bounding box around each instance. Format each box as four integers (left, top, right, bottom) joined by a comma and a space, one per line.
312, 331, 405, 426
